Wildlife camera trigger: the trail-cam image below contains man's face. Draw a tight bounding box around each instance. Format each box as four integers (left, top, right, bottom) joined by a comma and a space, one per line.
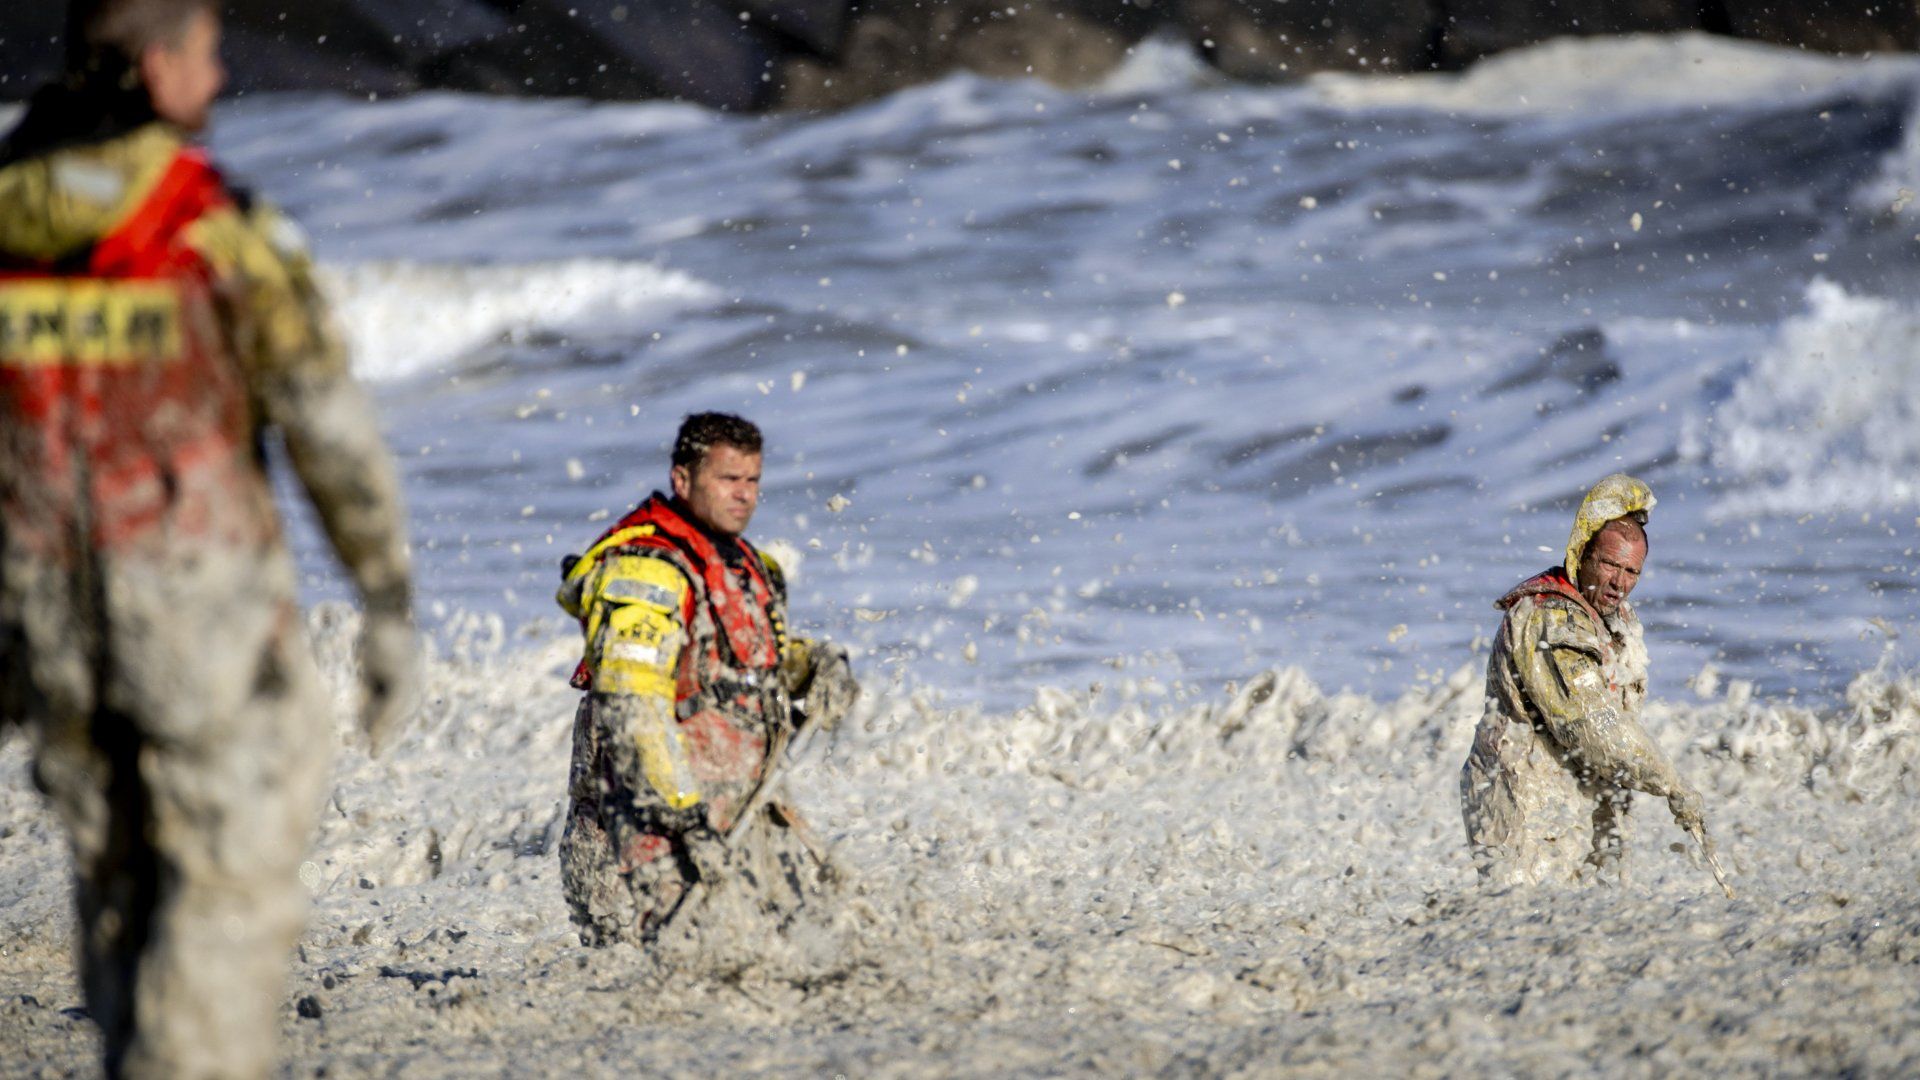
141, 8, 225, 132
672, 444, 761, 538
1577, 522, 1647, 616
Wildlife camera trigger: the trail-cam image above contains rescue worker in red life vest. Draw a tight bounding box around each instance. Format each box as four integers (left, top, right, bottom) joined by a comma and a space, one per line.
1460, 474, 1708, 886
0, 2, 417, 1076
557, 412, 859, 946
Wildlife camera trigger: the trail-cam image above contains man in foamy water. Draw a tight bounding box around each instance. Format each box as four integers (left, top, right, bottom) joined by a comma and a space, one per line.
1460, 473, 1708, 885
556, 412, 859, 945
0, 1, 417, 1075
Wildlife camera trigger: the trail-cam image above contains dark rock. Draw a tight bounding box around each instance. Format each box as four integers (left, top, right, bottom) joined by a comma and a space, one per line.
1, 0, 1913, 109
222, 0, 516, 96
0, 0, 517, 100
743, 0, 856, 58
0, 4, 62, 99
1435, 0, 1708, 68
338, 0, 515, 69
778, 0, 1157, 110
1176, 0, 1443, 79
296, 994, 325, 1019
1724, 0, 1919, 54
221, 24, 414, 97
486, 0, 788, 108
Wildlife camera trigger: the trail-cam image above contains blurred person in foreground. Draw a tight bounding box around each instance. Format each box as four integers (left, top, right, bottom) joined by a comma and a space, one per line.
1460, 473, 1710, 886
0, 1, 417, 1075
557, 412, 859, 946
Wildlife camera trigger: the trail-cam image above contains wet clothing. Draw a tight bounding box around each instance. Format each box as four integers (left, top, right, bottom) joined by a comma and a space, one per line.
557, 493, 854, 945
1460, 475, 1693, 885
0, 97, 410, 1078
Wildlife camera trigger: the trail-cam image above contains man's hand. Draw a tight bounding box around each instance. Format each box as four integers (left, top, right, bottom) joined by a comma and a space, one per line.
1667, 786, 1705, 833
358, 609, 420, 756
797, 641, 860, 733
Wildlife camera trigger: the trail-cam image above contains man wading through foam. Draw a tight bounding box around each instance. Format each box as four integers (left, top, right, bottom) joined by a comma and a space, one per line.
557, 412, 859, 945
0, 1, 418, 1075
1460, 473, 1714, 887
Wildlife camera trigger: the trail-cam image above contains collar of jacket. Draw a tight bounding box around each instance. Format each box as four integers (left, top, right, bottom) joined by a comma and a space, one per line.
575, 492, 780, 671
1495, 565, 1607, 630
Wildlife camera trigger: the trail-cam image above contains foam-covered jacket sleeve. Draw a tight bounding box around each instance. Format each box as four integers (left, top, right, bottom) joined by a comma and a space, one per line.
583, 551, 701, 808
186, 199, 412, 617
1511, 602, 1687, 798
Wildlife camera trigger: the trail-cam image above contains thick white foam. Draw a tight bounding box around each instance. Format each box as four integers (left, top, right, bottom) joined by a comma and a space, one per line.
3, 615, 1917, 1069
318, 259, 718, 382
1699, 279, 1920, 516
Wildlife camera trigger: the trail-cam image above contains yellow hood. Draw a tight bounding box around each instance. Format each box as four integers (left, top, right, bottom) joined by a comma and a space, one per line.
1565, 473, 1655, 588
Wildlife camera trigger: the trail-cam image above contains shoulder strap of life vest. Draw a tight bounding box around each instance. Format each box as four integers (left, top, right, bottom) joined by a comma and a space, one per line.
1500, 565, 1613, 665
1531, 566, 1605, 629
634, 498, 781, 671
0, 147, 227, 283
564, 494, 781, 680
88, 147, 228, 278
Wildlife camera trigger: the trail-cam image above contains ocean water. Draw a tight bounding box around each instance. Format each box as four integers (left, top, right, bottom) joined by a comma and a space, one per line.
3, 32, 1920, 1076
202, 32, 1920, 707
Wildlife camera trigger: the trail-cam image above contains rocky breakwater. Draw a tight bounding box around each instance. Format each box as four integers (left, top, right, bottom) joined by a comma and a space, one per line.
1, 1, 1913, 110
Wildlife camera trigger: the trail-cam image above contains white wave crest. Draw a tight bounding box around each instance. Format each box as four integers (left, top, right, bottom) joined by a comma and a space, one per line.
1699, 279, 1920, 516
1095, 33, 1221, 96
317, 259, 718, 382
1312, 32, 1909, 117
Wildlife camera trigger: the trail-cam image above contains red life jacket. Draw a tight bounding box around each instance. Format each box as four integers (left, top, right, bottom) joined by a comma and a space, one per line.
567, 494, 791, 828
1497, 566, 1601, 618
0, 147, 273, 560
568, 493, 785, 697
1496, 565, 1614, 667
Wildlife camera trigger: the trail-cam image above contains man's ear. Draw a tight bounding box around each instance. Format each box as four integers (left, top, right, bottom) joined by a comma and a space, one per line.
670, 464, 690, 500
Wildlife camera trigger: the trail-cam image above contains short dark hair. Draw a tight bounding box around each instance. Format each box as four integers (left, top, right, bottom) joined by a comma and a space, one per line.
66, 0, 212, 74
672, 412, 762, 473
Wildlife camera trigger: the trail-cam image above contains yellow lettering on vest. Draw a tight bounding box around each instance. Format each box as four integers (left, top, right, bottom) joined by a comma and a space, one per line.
0, 282, 184, 366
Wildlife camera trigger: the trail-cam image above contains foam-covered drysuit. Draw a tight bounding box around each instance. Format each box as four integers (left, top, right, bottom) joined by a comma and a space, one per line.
556, 492, 858, 946
0, 95, 415, 1078
1460, 474, 1704, 885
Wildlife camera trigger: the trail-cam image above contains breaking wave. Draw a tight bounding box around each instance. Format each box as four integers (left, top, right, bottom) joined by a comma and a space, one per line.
1699, 279, 1920, 517
318, 259, 719, 382
1310, 31, 1914, 117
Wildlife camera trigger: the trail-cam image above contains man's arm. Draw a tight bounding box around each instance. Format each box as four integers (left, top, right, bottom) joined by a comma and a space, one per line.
186, 199, 416, 748
582, 551, 701, 813
758, 548, 860, 732
191, 201, 409, 608
1514, 604, 1700, 823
